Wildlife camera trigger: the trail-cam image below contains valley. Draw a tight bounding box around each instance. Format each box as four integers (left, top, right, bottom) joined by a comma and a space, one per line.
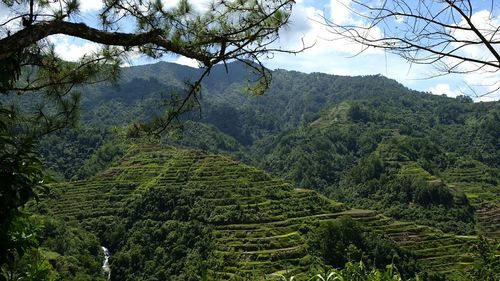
7, 61, 500, 280
1, 1, 499, 280
39, 144, 488, 280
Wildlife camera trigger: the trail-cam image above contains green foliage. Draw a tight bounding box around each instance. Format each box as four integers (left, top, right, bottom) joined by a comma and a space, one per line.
4, 2, 498, 281
37, 145, 346, 280
2, 248, 56, 281
310, 262, 405, 281
468, 236, 500, 281
274, 261, 418, 281
0, 109, 45, 274
163, 121, 248, 161
254, 94, 496, 233
347, 104, 370, 123
0, 215, 44, 281
39, 127, 118, 180
1, 214, 105, 281
12, 62, 499, 280
0, 107, 107, 280
112, 220, 214, 281
0, 54, 21, 93
308, 217, 417, 278
75, 140, 126, 180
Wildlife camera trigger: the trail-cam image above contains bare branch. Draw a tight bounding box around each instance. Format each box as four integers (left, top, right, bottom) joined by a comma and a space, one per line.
324, 0, 500, 96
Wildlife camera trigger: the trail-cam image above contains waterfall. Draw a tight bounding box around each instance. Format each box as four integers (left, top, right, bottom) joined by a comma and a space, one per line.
101, 246, 111, 280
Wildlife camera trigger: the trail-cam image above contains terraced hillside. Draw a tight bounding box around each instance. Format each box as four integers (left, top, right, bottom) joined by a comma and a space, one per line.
349, 210, 477, 280
444, 162, 500, 238
40, 144, 484, 280
42, 144, 345, 279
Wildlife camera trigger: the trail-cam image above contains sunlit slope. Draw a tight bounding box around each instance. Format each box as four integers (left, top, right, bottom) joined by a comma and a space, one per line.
43, 144, 345, 278
349, 210, 476, 280
41, 144, 484, 279
259, 100, 500, 238
444, 161, 500, 238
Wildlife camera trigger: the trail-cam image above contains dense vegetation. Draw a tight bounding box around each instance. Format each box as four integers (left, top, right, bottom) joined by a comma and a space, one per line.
38, 145, 343, 280
308, 216, 418, 278
4, 61, 498, 280
33, 62, 499, 235
31, 144, 496, 280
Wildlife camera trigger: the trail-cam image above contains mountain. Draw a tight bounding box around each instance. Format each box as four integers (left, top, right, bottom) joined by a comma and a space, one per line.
256, 99, 500, 235
29, 61, 499, 279
37, 144, 486, 280
79, 61, 421, 144
38, 61, 437, 178
39, 144, 345, 280
38, 61, 499, 234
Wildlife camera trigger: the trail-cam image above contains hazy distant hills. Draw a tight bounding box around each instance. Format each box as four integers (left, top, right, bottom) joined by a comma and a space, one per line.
80, 61, 416, 142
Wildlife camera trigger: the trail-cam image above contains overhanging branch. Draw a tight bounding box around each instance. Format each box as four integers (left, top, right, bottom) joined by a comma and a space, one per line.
0, 21, 212, 65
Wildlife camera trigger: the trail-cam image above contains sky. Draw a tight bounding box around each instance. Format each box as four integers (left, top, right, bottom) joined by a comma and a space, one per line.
0, 0, 499, 101
261, 0, 500, 102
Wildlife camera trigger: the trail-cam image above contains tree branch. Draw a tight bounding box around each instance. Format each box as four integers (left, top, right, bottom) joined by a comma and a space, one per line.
445, 0, 500, 67
0, 21, 212, 65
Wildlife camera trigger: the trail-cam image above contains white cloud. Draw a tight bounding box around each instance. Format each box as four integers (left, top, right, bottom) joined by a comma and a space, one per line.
265, 1, 499, 101
266, 0, 393, 76
329, 0, 352, 25
476, 95, 499, 102
174, 56, 200, 68
428, 83, 463, 98
0, 2, 23, 37
161, 0, 211, 13
441, 10, 500, 98
79, 0, 104, 12
276, 1, 384, 56
462, 71, 500, 101
1, 0, 497, 101
0, 0, 103, 36
49, 35, 101, 61
275, 4, 316, 49
45, 0, 102, 16
451, 10, 500, 59
442, 9, 500, 86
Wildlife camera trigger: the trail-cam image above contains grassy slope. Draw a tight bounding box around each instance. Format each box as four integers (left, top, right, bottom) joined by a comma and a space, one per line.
38, 144, 486, 280
258, 100, 499, 237
444, 165, 500, 238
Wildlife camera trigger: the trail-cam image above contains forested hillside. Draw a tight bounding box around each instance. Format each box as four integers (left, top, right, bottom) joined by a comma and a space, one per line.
13, 61, 498, 280
33, 61, 499, 236
257, 100, 499, 234
36, 144, 491, 280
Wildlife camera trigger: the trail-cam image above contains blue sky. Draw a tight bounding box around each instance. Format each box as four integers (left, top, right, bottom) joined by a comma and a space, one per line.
263, 0, 500, 102
1, 0, 498, 101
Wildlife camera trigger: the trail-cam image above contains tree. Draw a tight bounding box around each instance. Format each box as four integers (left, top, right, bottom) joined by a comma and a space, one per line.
469, 236, 500, 281
325, 0, 499, 96
0, 0, 301, 135
0, 108, 47, 280
0, 0, 300, 278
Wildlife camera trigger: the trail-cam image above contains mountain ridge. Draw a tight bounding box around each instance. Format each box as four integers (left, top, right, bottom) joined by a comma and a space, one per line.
30, 61, 499, 280
37, 143, 484, 280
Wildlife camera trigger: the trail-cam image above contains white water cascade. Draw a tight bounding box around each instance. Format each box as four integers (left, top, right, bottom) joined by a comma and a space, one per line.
101, 246, 111, 280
